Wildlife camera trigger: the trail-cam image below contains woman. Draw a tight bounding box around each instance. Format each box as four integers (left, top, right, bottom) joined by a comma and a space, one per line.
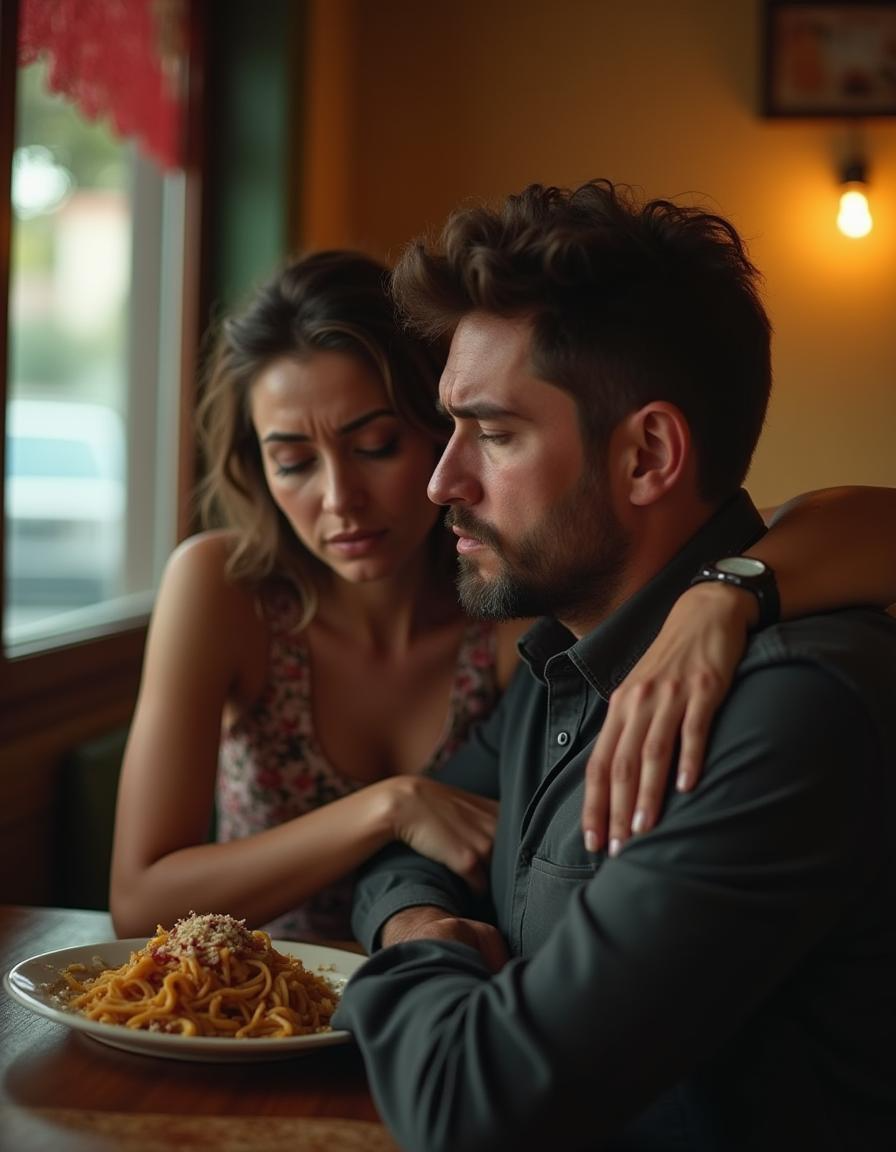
110, 250, 896, 941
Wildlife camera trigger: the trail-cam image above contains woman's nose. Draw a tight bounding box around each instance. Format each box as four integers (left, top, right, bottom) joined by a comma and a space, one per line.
322, 460, 363, 514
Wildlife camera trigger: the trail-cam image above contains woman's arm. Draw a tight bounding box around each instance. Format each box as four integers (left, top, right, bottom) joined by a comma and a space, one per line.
581, 485, 896, 856
110, 535, 496, 938
757, 485, 896, 615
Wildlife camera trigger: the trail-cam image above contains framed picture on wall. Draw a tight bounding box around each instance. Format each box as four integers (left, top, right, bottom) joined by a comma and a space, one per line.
762, 1, 896, 117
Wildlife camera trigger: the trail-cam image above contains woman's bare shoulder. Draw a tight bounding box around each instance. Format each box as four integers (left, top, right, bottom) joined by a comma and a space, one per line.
167, 528, 236, 574
164, 531, 249, 596
156, 531, 262, 635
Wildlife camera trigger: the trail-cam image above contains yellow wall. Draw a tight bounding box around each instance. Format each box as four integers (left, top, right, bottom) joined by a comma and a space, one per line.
301, 0, 896, 507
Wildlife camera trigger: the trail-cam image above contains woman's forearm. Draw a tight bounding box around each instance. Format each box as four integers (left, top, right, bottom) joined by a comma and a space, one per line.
110, 774, 497, 939
749, 485, 896, 616
580, 484, 896, 851
110, 784, 397, 938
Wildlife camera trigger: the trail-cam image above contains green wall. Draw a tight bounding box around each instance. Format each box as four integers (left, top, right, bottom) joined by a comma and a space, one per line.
207, 0, 306, 314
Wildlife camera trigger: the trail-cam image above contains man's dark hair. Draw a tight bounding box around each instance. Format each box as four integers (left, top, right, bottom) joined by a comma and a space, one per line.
392, 180, 772, 502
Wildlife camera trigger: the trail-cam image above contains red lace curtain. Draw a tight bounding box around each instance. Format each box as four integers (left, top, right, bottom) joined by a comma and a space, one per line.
17, 0, 187, 170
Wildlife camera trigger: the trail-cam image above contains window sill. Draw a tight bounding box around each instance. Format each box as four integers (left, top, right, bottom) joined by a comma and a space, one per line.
0, 616, 148, 745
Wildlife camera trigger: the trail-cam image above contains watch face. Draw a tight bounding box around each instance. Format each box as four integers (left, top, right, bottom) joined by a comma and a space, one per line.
715, 557, 766, 578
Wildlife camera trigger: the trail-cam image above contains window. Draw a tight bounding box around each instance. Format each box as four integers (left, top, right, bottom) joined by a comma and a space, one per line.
0, 0, 204, 736
4, 23, 186, 653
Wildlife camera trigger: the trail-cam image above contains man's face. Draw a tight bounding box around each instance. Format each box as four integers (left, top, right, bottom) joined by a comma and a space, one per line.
428, 313, 629, 633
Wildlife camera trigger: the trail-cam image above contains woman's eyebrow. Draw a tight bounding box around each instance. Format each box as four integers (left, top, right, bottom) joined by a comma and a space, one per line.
262, 408, 396, 443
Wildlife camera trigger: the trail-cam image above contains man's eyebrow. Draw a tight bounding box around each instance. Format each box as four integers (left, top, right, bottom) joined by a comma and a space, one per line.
262, 408, 396, 443
435, 399, 521, 421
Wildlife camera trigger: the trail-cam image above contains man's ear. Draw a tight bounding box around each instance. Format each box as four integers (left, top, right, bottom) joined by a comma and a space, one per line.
615, 402, 691, 507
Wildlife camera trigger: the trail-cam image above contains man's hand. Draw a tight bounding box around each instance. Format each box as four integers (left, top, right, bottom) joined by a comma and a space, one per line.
381, 905, 510, 972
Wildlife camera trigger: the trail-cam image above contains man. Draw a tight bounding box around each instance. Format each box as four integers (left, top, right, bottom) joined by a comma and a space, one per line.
331, 181, 896, 1150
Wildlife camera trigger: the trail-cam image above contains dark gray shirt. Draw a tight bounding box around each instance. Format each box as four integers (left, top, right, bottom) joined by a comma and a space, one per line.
335, 491, 896, 1152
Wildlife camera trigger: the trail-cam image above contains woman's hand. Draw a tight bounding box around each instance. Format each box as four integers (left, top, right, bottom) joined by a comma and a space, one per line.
379, 777, 498, 893
581, 582, 757, 856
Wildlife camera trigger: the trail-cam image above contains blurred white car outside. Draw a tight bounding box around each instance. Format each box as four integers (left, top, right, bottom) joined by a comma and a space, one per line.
5, 397, 126, 607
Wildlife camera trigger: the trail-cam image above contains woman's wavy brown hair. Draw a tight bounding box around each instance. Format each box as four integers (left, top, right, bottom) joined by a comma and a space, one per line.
392, 180, 772, 503
196, 250, 449, 621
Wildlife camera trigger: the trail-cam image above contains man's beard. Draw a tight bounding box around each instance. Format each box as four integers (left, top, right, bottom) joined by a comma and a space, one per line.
447, 466, 629, 627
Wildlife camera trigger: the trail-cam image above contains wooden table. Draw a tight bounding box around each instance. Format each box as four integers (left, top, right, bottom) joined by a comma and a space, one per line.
0, 904, 399, 1151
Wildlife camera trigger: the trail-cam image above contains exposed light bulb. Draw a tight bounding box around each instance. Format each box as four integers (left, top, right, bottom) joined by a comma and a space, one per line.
837, 162, 872, 238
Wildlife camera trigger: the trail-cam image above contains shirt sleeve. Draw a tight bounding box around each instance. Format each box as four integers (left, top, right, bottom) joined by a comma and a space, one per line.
350, 675, 510, 952
334, 664, 884, 1152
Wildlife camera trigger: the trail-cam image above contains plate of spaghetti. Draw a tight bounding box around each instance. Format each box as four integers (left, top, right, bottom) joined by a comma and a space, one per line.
3, 912, 366, 1062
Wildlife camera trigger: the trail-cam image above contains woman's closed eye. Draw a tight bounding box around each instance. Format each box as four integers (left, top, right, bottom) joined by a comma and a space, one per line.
272, 436, 400, 477
355, 435, 400, 459
274, 456, 314, 477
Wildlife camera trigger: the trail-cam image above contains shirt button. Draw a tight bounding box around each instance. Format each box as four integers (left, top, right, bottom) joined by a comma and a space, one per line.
557, 731, 570, 746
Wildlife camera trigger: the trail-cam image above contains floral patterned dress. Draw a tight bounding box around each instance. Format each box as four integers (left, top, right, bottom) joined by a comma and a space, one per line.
215, 592, 502, 941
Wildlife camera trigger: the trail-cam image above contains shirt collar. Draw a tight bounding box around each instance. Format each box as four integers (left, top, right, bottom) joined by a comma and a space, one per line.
518, 489, 768, 699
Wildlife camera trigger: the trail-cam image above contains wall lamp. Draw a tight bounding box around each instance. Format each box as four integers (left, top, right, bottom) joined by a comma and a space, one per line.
837, 159, 873, 239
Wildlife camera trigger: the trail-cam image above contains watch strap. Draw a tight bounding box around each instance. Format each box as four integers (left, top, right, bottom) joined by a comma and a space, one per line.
689, 559, 780, 630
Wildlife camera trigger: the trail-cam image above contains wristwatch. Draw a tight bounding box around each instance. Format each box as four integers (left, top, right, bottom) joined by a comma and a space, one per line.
689, 556, 780, 630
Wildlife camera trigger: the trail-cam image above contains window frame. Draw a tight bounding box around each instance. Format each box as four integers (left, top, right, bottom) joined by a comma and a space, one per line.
0, 0, 208, 746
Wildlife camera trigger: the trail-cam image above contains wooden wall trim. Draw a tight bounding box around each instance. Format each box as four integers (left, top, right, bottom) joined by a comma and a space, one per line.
177, 0, 210, 542
0, 0, 19, 593
0, 625, 146, 745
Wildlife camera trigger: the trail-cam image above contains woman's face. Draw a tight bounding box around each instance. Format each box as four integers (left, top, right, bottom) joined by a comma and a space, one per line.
249, 351, 443, 585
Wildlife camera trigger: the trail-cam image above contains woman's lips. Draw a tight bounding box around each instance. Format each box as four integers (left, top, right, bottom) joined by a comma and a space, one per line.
326, 530, 387, 557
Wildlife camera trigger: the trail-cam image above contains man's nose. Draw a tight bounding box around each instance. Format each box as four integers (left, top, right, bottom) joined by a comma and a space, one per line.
427, 438, 480, 506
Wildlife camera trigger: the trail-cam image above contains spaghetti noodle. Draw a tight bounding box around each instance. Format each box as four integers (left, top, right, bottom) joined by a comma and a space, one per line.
56, 913, 339, 1038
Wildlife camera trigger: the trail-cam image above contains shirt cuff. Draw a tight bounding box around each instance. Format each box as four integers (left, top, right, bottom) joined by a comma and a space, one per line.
356, 884, 462, 952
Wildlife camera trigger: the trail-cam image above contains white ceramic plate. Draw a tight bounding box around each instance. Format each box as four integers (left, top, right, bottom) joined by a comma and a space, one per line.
3, 938, 366, 1062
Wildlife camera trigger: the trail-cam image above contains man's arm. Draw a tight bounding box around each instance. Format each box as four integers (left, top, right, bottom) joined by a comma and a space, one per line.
350, 676, 514, 951
336, 662, 884, 1151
